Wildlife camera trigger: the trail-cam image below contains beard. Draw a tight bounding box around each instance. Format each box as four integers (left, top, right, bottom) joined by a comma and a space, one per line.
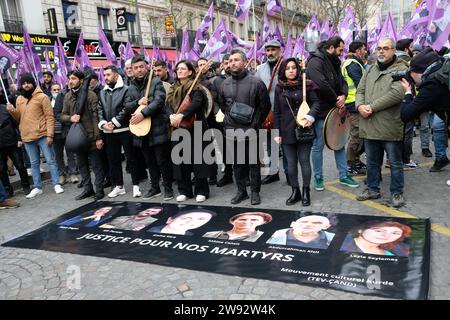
22, 87, 35, 99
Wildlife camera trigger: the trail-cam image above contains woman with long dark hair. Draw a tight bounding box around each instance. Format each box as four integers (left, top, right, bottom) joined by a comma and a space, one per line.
273, 58, 320, 206
167, 60, 213, 203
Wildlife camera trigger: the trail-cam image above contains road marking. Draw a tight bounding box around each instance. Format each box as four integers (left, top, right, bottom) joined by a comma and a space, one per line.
324, 161, 450, 237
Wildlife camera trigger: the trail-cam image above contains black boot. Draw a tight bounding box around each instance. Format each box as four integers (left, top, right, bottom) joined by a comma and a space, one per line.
302, 187, 311, 206
286, 187, 301, 206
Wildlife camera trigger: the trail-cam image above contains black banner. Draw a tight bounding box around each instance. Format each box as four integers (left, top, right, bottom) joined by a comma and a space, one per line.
115, 8, 127, 32
1, 201, 430, 299
47, 8, 59, 34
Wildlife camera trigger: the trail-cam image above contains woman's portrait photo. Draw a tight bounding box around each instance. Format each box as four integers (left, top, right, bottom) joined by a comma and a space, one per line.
340, 220, 411, 257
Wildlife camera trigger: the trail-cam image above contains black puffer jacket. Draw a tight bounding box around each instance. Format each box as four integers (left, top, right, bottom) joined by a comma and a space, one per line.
218, 69, 271, 130
306, 49, 348, 120
98, 76, 131, 130
0, 104, 19, 148
125, 73, 168, 147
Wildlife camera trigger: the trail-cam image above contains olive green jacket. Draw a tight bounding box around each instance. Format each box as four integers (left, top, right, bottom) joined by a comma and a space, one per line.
355, 58, 408, 141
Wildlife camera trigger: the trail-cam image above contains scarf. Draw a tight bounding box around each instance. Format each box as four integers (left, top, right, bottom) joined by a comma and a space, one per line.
166, 78, 199, 113
377, 55, 397, 71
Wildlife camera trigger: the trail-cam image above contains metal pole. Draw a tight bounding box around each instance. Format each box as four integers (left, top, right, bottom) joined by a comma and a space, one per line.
251, 0, 257, 66
134, 0, 145, 55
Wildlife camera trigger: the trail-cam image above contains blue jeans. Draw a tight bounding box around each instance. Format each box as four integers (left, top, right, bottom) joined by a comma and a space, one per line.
430, 113, 448, 161
24, 137, 60, 189
0, 180, 7, 202
365, 139, 404, 195
312, 119, 348, 179
419, 111, 430, 149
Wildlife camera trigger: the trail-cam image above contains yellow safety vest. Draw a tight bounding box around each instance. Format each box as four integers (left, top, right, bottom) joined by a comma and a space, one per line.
341, 58, 365, 104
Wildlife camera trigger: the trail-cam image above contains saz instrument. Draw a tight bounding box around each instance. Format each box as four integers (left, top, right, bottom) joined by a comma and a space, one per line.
129, 59, 155, 137
176, 60, 212, 129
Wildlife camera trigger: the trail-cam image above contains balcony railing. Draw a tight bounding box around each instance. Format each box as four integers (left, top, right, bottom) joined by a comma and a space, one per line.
2, 15, 23, 33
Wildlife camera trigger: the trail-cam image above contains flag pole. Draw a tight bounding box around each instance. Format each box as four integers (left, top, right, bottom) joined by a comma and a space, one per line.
251, 0, 257, 69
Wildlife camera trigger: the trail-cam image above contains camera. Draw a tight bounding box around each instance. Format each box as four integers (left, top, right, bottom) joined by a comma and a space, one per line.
391, 70, 413, 83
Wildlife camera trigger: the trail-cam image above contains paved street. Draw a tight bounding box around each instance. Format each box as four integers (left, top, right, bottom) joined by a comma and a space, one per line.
1, 136, 449, 300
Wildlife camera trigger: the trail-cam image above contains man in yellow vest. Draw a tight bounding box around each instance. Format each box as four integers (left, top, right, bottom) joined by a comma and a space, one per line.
342, 41, 366, 175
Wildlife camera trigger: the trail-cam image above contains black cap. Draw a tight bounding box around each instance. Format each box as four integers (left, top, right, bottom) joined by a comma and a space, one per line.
410, 47, 440, 73
20, 73, 36, 87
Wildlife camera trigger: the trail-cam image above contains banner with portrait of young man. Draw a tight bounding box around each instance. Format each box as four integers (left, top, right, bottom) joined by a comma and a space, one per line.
2, 201, 430, 299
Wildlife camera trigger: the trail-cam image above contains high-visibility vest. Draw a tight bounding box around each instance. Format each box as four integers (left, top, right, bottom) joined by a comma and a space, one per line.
341, 58, 365, 104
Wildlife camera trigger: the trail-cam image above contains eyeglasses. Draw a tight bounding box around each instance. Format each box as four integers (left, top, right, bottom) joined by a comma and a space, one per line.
376, 47, 394, 52
176, 67, 188, 71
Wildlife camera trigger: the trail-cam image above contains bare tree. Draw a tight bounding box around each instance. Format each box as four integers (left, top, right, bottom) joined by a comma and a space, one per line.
317, 0, 352, 27
352, 0, 383, 27
317, 0, 383, 28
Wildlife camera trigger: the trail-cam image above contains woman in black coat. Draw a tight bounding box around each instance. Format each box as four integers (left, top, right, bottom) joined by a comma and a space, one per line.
273, 58, 320, 206
168, 60, 213, 203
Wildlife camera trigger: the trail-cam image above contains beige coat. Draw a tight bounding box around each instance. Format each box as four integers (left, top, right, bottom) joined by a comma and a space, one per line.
8, 87, 55, 142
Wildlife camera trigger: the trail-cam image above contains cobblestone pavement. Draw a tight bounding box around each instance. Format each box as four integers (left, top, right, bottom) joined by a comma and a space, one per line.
1, 136, 449, 300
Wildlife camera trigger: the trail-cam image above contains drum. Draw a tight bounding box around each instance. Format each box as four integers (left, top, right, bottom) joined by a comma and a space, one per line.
323, 107, 350, 151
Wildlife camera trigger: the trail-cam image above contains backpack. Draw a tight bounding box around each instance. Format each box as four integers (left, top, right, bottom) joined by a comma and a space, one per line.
424, 57, 450, 90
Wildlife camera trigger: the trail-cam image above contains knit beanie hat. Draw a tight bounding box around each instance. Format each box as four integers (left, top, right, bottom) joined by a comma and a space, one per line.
20, 73, 36, 87
410, 47, 440, 73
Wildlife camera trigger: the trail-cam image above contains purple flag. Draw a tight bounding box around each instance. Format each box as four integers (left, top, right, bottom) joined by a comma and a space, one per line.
283, 35, 293, 58
339, 7, 358, 45
73, 32, 92, 71
199, 2, 215, 33
98, 26, 118, 65
98, 68, 105, 86
201, 19, 231, 61
305, 16, 321, 52
153, 46, 163, 61
292, 37, 307, 60
273, 24, 285, 47
409, 0, 434, 30
234, 0, 251, 23
180, 29, 190, 60
425, 0, 450, 50
228, 30, 253, 49
266, 0, 282, 16
320, 19, 331, 41
379, 12, 398, 42
53, 37, 70, 86
193, 2, 215, 53
44, 48, 52, 73
263, 14, 271, 42
187, 48, 201, 61
16, 46, 32, 86
22, 28, 42, 81
0, 38, 19, 75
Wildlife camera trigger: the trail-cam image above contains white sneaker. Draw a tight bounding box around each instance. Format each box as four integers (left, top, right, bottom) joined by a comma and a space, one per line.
133, 185, 142, 198
27, 168, 32, 177
108, 186, 126, 198
26, 188, 43, 199
54, 184, 64, 194
196, 195, 206, 203
447, 180, 450, 186
176, 194, 187, 202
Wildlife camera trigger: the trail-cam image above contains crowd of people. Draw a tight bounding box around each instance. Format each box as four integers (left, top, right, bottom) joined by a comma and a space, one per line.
0, 34, 449, 210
